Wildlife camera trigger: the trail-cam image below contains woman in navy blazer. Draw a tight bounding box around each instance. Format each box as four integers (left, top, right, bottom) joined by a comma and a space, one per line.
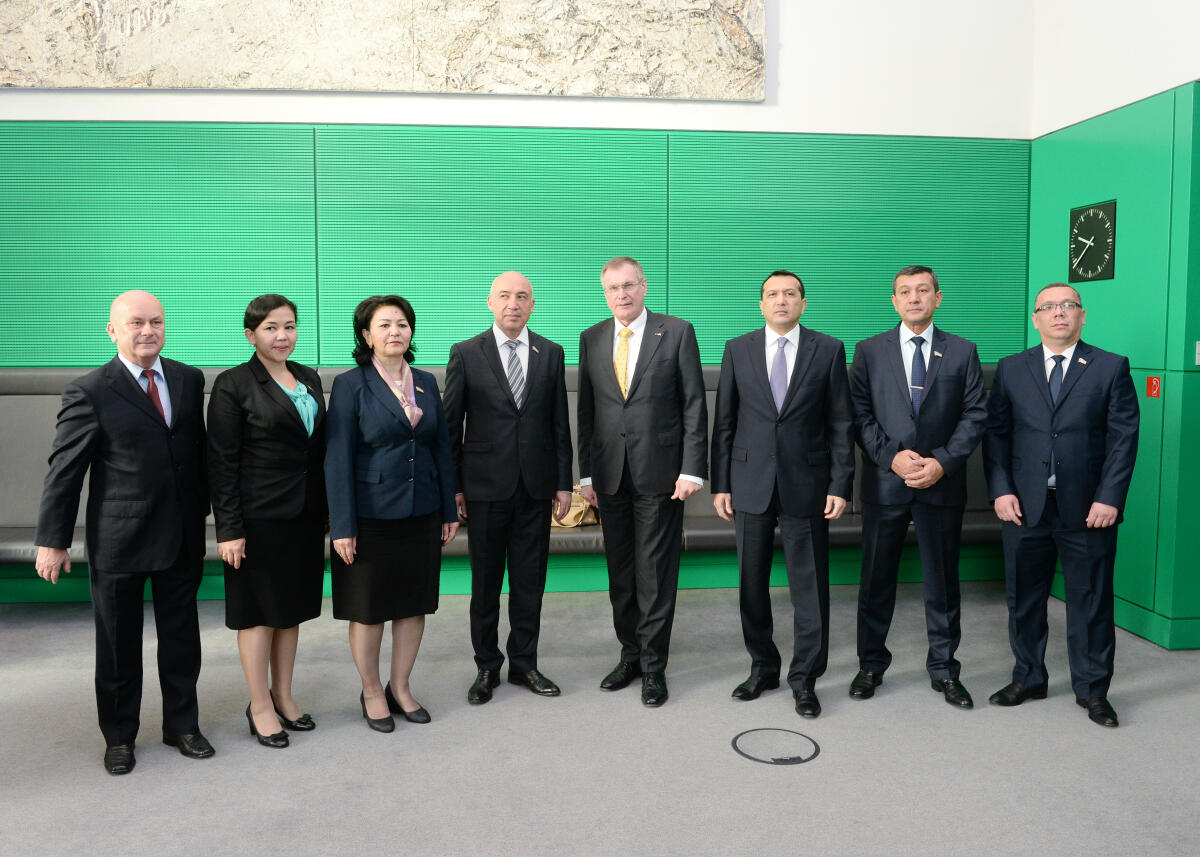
325, 295, 458, 732
208, 294, 327, 748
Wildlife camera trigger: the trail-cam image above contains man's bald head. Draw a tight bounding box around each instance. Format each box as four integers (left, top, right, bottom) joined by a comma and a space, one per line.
487, 271, 535, 338
107, 290, 165, 368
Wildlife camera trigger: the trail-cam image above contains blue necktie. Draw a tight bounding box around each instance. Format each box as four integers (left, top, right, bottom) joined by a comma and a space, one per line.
770, 337, 788, 412
504, 339, 525, 408
910, 336, 926, 417
1048, 354, 1065, 482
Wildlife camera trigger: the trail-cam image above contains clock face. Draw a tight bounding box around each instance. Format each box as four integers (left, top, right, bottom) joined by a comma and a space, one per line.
1068, 200, 1116, 282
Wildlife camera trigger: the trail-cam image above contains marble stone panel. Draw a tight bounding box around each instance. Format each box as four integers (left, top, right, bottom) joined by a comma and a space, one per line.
1, 0, 764, 101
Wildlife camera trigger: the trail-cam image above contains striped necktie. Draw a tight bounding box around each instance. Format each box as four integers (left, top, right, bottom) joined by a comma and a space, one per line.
504, 339, 525, 407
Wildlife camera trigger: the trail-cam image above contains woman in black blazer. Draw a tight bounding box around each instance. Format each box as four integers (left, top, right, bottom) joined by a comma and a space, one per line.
325, 295, 458, 732
208, 294, 327, 748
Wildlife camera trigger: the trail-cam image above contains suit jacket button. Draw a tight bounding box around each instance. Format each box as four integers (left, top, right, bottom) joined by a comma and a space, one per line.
408, 457, 414, 462
408, 477, 414, 482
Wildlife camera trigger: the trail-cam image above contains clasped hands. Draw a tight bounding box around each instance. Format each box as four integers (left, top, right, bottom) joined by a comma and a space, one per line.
892, 450, 945, 489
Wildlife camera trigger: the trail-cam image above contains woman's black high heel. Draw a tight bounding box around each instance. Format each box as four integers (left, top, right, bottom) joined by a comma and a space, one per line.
270, 690, 316, 731
386, 682, 431, 724
246, 703, 289, 748
360, 692, 395, 733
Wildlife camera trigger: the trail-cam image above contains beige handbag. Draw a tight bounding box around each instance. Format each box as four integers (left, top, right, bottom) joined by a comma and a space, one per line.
551, 486, 600, 528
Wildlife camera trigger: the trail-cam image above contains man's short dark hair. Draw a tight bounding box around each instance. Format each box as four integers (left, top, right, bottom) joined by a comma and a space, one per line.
243, 294, 298, 331
892, 265, 939, 293
1033, 282, 1083, 308
352, 295, 418, 366
761, 270, 804, 299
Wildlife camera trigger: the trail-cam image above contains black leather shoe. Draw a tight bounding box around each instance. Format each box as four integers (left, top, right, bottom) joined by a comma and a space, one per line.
270, 691, 315, 731
509, 669, 562, 696
385, 682, 431, 723
467, 669, 501, 705
931, 678, 974, 709
162, 731, 215, 759
988, 682, 1048, 706
641, 671, 668, 706
1077, 696, 1119, 728
600, 661, 642, 691
731, 674, 780, 701
794, 690, 821, 718
103, 743, 135, 775
360, 692, 395, 732
246, 704, 289, 748
848, 670, 883, 700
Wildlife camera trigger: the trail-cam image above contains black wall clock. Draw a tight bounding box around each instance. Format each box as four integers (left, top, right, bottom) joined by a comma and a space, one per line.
1068, 199, 1116, 282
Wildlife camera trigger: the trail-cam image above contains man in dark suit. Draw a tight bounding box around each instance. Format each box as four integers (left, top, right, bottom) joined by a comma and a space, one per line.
848, 265, 987, 709
443, 271, 574, 705
578, 256, 708, 707
984, 283, 1138, 728
34, 290, 213, 775
711, 270, 855, 718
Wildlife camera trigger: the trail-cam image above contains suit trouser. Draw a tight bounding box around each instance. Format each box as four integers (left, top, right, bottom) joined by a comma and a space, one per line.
1002, 491, 1118, 699
89, 548, 203, 746
466, 478, 552, 673
735, 489, 830, 693
597, 466, 684, 673
857, 501, 964, 680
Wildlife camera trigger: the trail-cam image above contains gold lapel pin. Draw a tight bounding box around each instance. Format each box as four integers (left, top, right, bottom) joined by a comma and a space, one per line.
415, 386, 425, 393
933, 350, 943, 358
532, 345, 540, 353
1077, 358, 1087, 365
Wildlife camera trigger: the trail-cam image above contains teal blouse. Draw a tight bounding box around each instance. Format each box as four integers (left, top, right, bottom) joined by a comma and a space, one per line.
276, 378, 318, 437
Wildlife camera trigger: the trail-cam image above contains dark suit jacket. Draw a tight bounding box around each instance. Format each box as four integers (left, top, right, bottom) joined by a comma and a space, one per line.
324, 364, 457, 541
442, 329, 572, 501
207, 354, 327, 541
984, 341, 1139, 529
711, 326, 855, 516
35, 356, 209, 572
850, 325, 987, 507
577, 311, 708, 496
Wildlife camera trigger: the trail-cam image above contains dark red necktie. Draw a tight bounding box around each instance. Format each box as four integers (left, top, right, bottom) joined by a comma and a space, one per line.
141, 369, 166, 422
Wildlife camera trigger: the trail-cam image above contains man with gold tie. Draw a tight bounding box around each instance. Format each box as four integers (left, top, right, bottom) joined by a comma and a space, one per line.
577, 257, 708, 707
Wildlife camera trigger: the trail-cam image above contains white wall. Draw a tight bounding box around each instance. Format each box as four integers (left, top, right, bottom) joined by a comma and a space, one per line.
1032, 0, 1200, 136
0, 1, 1035, 139
3, 1, 1196, 140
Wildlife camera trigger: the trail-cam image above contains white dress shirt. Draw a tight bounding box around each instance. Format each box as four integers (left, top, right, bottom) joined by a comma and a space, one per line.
491, 322, 530, 380
117, 353, 172, 426
763, 323, 800, 385
898, 322, 935, 402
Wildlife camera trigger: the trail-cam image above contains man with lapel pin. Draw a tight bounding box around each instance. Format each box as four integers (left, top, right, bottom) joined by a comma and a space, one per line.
848, 265, 987, 708
443, 271, 574, 705
711, 270, 854, 718
34, 290, 213, 774
578, 256, 708, 707
984, 283, 1138, 728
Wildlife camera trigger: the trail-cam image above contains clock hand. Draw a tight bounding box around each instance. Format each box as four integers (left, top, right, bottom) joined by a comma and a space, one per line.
1074, 235, 1094, 247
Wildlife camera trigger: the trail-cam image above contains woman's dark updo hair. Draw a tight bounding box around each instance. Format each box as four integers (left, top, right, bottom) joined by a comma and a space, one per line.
244, 294, 298, 331
352, 295, 417, 366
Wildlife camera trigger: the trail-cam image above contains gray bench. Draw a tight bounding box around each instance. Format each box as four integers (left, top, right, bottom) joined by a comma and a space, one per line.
0, 365, 1001, 567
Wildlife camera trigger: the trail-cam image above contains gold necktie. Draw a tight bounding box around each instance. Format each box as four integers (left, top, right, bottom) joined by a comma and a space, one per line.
614, 327, 633, 398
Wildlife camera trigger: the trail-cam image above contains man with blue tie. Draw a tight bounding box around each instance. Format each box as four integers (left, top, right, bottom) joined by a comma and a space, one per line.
984, 283, 1138, 727
34, 290, 213, 774
711, 271, 855, 718
848, 265, 987, 708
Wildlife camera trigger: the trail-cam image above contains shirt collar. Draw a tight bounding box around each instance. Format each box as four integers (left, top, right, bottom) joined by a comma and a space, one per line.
899, 322, 935, 345
491, 323, 529, 349
117, 353, 164, 380
1042, 342, 1078, 365
764, 324, 801, 347
616, 308, 648, 336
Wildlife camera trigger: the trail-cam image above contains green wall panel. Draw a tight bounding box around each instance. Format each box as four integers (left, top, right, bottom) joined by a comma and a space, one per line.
1028, 92, 1174, 366
1156, 371, 1200, 619
314, 126, 669, 366
668, 132, 1030, 362
0, 123, 319, 367
1168, 83, 1200, 374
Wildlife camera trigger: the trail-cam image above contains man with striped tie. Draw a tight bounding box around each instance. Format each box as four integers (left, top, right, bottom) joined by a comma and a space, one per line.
443, 271, 574, 705
848, 266, 987, 710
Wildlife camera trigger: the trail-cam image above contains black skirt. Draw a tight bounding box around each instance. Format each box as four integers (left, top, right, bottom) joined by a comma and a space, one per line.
331, 514, 442, 624
224, 512, 325, 630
